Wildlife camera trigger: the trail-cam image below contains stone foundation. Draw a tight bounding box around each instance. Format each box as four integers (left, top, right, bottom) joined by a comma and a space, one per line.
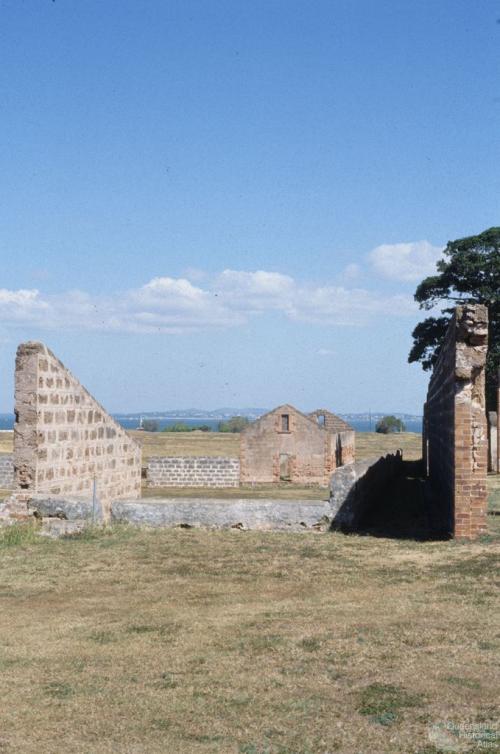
111, 498, 332, 531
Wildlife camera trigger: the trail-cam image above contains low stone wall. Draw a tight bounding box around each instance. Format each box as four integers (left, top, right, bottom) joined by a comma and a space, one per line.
146, 456, 240, 488
330, 452, 403, 532
112, 498, 332, 531
0, 455, 14, 489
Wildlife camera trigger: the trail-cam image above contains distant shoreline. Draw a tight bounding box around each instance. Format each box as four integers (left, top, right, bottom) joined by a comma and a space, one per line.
0, 417, 423, 433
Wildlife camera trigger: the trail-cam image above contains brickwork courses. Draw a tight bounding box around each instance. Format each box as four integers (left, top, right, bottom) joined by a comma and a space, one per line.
0, 455, 14, 489
146, 456, 240, 488
7, 341, 141, 519
423, 305, 488, 539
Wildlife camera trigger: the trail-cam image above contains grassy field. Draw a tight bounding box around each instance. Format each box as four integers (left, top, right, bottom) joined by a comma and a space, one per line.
0, 429, 423, 461
130, 430, 241, 459
0, 431, 12, 454
0, 520, 498, 754
144, 483, 329, 500
133, 429, 424, 462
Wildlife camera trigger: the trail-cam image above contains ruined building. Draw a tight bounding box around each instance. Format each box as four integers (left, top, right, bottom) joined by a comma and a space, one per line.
240, 404, 355, 487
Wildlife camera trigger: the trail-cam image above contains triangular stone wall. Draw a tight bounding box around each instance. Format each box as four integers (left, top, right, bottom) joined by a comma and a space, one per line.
11, 342, 141, 518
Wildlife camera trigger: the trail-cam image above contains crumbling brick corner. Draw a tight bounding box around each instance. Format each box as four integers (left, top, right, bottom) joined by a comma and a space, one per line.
423, 305, 488, 539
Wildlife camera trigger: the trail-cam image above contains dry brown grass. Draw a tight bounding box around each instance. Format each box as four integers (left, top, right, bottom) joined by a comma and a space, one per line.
0, 431, 13, 455
0, 429, 423, 461
355, 431, 422, 461
132, 429, 423, 463
143, 484, 328, 500
0, 520, 498, 754
129, 430, 240, 459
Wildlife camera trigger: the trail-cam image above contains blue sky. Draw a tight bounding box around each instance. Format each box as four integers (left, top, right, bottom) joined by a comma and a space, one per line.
0, 0, 498, 413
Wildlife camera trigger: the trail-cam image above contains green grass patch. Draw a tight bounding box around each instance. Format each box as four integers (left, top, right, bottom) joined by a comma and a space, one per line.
357, 682, 424, 725
0, 522, 39, 548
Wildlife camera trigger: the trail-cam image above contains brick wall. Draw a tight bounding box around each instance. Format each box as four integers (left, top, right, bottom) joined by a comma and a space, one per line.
11, 342, 141, 518
423, 305, 488, 539
0, 455, 14, 489
146, 456, 240, 488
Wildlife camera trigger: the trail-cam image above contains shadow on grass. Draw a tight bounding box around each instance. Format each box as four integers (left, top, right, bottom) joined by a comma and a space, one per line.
341, 461, 449, 541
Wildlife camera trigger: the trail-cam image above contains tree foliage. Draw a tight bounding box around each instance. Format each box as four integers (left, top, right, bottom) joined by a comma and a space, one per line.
375, 415, 406, 434
218, 416, 250, 433
408, 227, 500, 409
162, 422, 211, 433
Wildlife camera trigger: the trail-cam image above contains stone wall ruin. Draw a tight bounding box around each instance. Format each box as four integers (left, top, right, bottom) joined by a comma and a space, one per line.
11, 341, 141, 518
240, 404, 354, 487
423, 305, 488, 539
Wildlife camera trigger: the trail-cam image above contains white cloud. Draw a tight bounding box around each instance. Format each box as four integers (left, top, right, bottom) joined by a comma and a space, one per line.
215, 270, 296, 314
369, 241, 443, 282
0, 269, 417, 335
316, 348, 334, 356
342, 263, 361, 280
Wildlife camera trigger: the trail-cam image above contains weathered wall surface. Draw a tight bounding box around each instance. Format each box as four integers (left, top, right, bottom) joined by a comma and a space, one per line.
146, 456, 240, 488
423, 305, 488, 539
240, 405, 339, 487
12, 342, 141, 517
112, 497, 332, 531
488, 411, 498, 473
0, 455, 14, 489
336, 430, 356, 466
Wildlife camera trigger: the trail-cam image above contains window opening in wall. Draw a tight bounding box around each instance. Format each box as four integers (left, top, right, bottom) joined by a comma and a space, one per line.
281, 414, 289, 432
317, 414, 326, 427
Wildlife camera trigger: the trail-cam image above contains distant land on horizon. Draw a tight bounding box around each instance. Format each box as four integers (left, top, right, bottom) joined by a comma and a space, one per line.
112, 409, 423, 421
0, 409, 423, 421
0, 409, 423, 433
